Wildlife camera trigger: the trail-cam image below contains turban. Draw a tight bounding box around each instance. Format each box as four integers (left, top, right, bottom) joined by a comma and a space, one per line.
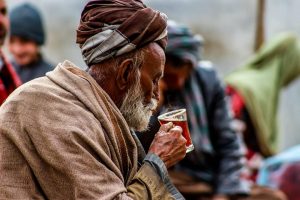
166, 20, 203, 67
77, 0, 168, 66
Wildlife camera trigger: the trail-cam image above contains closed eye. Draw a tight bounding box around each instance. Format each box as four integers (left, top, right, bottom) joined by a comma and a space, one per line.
153, 72, 163, 85
152, 76, 161, 86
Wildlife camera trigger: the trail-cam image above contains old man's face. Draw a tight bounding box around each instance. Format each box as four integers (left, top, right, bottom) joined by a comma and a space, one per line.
120, 43, 165, 131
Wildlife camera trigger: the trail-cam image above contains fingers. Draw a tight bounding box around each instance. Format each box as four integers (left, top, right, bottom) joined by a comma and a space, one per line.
169, 126, 183, 137
148, 123, 187, 168
158, 122, 173, 133
164, 144, 186, 168
160, 128, 186, 168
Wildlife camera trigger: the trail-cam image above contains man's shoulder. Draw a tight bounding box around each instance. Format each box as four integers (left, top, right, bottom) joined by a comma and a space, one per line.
194, 61, 219, 84
3, 76, 62, 108
198, 60, 215, 71
41, 59, 54, 69
36, 58, 55, 73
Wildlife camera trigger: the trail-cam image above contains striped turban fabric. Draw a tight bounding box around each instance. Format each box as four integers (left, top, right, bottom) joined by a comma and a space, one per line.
77, 0, 168, 66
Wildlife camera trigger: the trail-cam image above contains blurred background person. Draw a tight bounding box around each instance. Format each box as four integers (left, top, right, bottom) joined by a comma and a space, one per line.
225, 32, 300, 183
8, 3, 53, 83
138, 20, 250, 200
0, 0, 21, 105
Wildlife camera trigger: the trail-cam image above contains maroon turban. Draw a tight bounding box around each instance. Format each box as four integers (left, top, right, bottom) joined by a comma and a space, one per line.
76, 0, 168, 65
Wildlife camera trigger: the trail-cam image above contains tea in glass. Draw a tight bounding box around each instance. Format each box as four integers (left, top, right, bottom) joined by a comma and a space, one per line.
158, 109, 194, 153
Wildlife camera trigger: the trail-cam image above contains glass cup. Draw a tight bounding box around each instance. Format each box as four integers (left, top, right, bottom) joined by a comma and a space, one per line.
158, 108, 194, 153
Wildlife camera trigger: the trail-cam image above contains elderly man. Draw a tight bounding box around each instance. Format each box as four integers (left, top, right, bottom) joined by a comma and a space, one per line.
0, 0, 21, 105
0, 1, 187, 199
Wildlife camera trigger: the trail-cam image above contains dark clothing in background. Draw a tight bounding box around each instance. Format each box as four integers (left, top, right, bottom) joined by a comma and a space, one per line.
12, 56, 53, 83
138, 63, 249, 195
0, 52, 21, 105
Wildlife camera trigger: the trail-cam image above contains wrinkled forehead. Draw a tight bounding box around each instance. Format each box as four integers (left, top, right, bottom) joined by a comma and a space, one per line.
141, 43, 165, 76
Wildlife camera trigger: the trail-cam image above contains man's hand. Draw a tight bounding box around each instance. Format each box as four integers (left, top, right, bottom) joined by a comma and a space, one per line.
148, 122, 187, 168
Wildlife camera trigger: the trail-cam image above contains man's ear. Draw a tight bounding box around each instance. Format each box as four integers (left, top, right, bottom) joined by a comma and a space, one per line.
116, 58, 137, 91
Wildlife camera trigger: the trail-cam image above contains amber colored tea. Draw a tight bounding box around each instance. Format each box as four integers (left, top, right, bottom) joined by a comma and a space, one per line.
158, 108, 194, 153
159, 119, 193, 147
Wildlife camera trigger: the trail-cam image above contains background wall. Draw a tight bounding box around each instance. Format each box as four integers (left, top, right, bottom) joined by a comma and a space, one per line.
7, 0, 300, 151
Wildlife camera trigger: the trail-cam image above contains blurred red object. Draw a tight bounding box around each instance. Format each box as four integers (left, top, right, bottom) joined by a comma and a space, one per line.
278, 162, 300, 200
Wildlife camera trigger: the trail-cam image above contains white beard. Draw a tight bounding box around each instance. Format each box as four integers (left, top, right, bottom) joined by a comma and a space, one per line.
120, 80, 157, 132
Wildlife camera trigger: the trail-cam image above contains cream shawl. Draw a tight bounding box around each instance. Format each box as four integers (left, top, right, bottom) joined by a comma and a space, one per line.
0, 61, 173, 199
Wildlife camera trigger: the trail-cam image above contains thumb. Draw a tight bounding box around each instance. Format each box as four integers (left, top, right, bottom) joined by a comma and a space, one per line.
159, 122, 173, 132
